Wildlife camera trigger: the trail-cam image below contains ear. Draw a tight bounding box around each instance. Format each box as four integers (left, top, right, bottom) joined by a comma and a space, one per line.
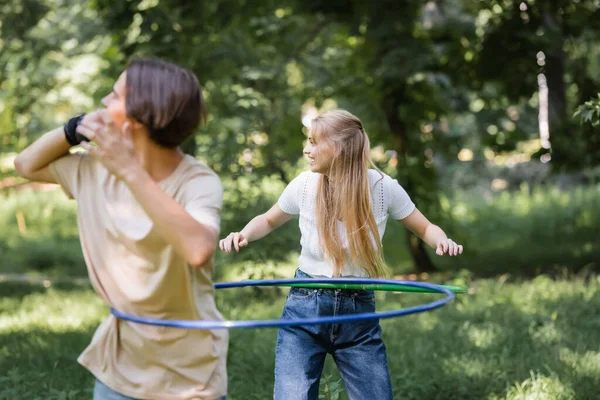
130, 119, 145, 130
122, 118, 144, 135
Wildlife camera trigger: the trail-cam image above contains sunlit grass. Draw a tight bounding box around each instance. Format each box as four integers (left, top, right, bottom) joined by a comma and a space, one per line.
432, 183, 600, 275
0, 285, 104, 334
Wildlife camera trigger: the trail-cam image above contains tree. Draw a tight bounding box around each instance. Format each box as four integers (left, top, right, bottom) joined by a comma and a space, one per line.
466, 0, 600, 169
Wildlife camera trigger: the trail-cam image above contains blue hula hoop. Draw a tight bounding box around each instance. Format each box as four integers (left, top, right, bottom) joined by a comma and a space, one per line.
110, 278, 455, 330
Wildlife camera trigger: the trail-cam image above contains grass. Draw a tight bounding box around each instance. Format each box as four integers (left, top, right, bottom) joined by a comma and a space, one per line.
0, 189, 84, 278
433, 183, 600, 276
1, 274, 599, 399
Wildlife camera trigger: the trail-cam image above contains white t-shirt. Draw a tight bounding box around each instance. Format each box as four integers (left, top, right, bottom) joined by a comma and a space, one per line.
277, 169, 415, 277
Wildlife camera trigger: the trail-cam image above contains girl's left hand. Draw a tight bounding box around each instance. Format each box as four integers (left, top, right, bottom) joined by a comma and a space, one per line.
77, 110, 139, 181
435, 238, 463, 256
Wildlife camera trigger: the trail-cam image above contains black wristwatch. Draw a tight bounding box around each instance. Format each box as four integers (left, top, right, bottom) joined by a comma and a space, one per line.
63, 114, 89, 146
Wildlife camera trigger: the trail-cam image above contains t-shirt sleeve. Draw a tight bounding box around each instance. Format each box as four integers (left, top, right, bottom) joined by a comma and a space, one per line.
48, 152, 90, 199
277, 173, 303, 215
184, 173, 224, 235
386, 175, 416, 220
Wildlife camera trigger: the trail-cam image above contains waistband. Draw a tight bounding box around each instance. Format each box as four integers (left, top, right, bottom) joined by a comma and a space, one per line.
293, 268, 374, 296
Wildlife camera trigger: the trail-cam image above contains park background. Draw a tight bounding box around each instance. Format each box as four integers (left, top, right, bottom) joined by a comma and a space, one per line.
1, 0, 599, 399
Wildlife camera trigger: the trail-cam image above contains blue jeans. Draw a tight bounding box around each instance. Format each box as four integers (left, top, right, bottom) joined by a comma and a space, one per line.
94, 379, 227, 400
274, 269, 393, 400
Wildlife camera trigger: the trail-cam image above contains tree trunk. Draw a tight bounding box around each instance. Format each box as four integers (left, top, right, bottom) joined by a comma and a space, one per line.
406, 232, 437, 273
383, 91, 437, 273
541, 12, 573, 167
543, 13, 567, 127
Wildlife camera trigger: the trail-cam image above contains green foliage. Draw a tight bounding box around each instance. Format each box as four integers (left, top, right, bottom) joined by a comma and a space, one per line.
1, 275, 600, 399
574, 94, 600, 127
318, 375, 345, 400
463, 0, 600, 169
0, 0, 110, 163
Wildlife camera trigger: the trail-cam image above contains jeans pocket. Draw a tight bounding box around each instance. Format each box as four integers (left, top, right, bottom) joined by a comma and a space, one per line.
355, 289, 375, 303
289, 287, 317, 300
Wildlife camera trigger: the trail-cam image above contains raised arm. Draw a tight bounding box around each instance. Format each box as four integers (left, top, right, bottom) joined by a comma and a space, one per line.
14, 113, 93, 183
220, 204, 294, 253
398, 208, 463, 256
13, 127, 71, 183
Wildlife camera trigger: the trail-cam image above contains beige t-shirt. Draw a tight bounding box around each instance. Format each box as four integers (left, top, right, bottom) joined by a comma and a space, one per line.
50, 153, 228, 400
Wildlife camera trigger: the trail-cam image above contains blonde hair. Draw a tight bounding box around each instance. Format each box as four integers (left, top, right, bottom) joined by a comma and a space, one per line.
311, 109, 389, 278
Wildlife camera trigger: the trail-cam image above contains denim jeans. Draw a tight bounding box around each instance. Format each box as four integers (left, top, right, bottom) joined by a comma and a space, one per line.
274, 269, 393, 400
94, 379, 227, 400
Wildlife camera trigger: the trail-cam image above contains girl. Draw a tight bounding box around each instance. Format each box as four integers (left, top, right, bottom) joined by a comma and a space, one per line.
15, 58, 228, 400
219, 109, 463, 400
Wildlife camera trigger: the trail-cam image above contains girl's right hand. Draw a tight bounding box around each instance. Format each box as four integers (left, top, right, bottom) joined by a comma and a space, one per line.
219, 232, 248, 253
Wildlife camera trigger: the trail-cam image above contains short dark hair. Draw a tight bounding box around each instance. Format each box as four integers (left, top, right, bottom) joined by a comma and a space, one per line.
125, 58, 207, 148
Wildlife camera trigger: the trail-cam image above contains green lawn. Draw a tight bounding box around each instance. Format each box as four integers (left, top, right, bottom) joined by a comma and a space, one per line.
1, 275, 599, 399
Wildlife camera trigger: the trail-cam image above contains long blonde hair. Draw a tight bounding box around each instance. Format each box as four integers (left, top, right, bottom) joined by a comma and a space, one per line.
312, 109, 389, 278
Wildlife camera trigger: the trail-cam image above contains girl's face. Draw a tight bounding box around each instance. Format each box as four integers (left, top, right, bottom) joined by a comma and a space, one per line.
101, 71, 128, 130
303, 129, 335, 174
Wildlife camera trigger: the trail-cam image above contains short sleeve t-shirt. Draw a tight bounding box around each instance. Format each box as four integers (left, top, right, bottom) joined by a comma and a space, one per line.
277, 169, 415, 278
49, 153, 227, 400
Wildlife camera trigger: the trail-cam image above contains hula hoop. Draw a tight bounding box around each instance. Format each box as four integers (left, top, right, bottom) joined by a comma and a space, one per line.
111, 278, 457, 330
258, 281, 466, 294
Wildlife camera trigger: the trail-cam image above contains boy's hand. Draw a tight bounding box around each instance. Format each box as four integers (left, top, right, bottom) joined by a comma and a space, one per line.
219, 232, 248, 253
435, 238, 463, 256
79, 110, 105, 138
77, 110, 140, 181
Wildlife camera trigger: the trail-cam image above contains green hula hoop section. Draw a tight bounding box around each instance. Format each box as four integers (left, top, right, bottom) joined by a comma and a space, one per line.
259, 281, 466, 294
